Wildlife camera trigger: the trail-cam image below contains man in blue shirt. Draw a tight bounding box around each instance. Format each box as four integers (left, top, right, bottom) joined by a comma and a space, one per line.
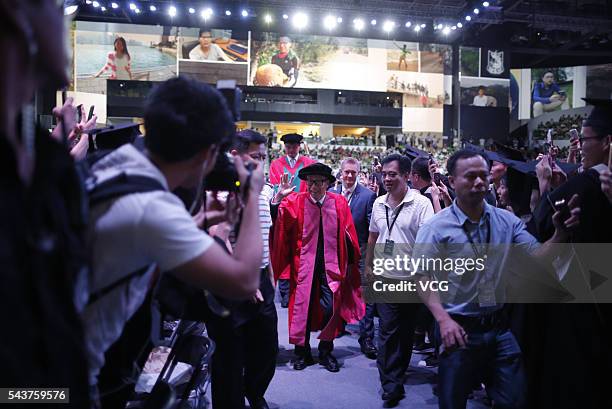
532, 71, 566, 117
414, 149, 580, 409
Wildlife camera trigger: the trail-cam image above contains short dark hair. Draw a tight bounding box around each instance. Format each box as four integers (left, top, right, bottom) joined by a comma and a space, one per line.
478, 86, 486, 91
198, 29, 212, 38
144, 76, 234, 163
446, 149, 488, 176
234, 129, 266, 153
411, 157, 431, 182
381, 153, 412, 174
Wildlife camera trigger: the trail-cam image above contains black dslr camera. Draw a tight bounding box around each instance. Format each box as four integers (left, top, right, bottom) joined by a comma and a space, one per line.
202, 80, 254, 191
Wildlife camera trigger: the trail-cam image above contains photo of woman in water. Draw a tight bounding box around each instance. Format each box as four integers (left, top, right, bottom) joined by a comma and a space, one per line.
94, 37, 132, 80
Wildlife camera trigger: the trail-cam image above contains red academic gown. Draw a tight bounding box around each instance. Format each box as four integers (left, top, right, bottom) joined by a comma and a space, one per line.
269, 155, 316, 193
271, 192, 365, 346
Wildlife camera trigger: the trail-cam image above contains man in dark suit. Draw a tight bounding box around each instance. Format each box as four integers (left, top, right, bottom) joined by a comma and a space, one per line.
333, 157, 378, 359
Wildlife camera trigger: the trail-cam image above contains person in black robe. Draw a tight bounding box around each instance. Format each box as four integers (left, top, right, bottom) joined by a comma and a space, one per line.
527, 98, 612, 409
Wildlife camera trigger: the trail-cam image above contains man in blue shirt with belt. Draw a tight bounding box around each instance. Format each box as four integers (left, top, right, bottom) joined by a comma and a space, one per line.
532, 71, 566, 117
413, 149, 580, 409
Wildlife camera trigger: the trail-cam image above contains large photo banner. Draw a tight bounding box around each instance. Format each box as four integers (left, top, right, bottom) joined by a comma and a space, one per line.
249, 32, 384, 90
74, 21, 178, 94
177, 27, 250, 85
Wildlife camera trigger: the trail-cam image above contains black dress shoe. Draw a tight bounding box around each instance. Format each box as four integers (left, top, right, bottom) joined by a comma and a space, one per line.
360, 338, 377, 359
293, 354, 315, 370
319, 352, 340, 372
248, 397, 270, 409
382, 390, 404, 407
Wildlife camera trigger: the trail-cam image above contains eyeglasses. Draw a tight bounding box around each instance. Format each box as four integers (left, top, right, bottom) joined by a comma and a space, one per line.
306, 179, 328, 186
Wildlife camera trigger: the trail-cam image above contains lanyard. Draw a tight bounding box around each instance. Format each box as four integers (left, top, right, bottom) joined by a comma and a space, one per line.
344, 188, 355, 205
461, 218, 491, 259
385, 203, 405, 235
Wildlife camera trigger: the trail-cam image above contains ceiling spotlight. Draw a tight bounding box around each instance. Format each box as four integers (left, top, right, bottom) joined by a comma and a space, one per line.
483, 1, 490, 6
201, 8, 213, 19
383, 20, 395, 33
451, 25, 457, 30
437, 23, 443, 30
241, 9, 248, 17
92, 1, 99, 7
100, 6, 106, 11
64, 4, 79, 15
168, 5, 177, 17
324, 15, 337, 30
282, 13, 289, 19
225, 9, 231, 16
405, 21, 411, 27
129, 3, 136, 10
442, 26, 451, 35
465, 15, 472, 21
149, 5, 156, 11
188, 7, 195, 14
414, 25, 421, 32
353, 18, 365, 30
337, 17, 343, 23
293, 12, 309, 29
111, 2, 118, 9
421, 23, 426, 28
134, 8, 140, 13
264, 14, 273, 23
474, 8, 480, 14
86, 0, 92, 4
457, 22, 463, 28
371, 19, 377, 26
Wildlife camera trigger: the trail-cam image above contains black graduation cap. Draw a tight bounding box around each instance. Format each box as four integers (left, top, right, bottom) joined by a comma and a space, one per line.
280, 133, 303, 144
403, 145, 430, 160
463, 142, 506, 164
582, 98, 612, 135
492, 142, 526, 162
298, 163, 335, 183
90, 123, 142, 151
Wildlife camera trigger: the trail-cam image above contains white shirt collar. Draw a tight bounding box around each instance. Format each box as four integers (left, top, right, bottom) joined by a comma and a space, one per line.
342, 183, 357, 194
287, 154, 300, 164
310, 194, 326, 205
382, 188, 415, 209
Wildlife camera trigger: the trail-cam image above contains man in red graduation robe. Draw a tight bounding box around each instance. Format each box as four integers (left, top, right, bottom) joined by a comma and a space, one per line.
269, 133, 316, 194
271, 163, 365, 373
270, 133, 316, 308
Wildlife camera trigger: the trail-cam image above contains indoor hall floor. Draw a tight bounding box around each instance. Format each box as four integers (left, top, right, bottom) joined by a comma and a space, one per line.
259, 301, 491, 409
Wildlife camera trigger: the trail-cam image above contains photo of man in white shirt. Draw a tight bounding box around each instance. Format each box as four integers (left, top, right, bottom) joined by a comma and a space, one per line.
189, 29, 232, 62
472, 86, 489, 107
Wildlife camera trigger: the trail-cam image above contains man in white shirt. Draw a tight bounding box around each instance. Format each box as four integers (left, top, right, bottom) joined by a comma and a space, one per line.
189, 29, 232, 62
83, 77, 264, 407
472, 86, 489, 107
365, 153, 434, 407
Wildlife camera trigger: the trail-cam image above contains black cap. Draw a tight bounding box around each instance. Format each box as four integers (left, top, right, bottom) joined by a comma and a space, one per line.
280, 133, 303, 144
91, 123, 142, 150
298, 163, 335, 183
582, 98, 612, 136
403, 145, 429, 160
492, 142, 526, 162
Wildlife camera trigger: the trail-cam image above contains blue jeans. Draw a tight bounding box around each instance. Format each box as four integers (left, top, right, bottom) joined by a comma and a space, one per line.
438, 328, 525, 409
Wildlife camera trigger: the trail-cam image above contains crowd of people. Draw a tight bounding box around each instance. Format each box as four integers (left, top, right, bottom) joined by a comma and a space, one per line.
3, 4, 612, 409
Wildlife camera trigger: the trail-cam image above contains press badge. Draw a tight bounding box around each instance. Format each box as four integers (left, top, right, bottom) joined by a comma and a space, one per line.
384, 239, 395, 255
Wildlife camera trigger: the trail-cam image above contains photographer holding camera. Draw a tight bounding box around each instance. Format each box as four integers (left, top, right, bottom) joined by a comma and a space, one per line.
81, 77, 264, 406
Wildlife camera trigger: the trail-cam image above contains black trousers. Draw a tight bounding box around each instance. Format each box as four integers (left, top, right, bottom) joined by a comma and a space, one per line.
278, 278, 290, 305
377, 302, 419, 395
295, 266, 334, 356
207, 268, 279, 409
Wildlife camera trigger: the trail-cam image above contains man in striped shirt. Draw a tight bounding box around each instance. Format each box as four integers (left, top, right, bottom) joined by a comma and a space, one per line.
206, 130, 278, 409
